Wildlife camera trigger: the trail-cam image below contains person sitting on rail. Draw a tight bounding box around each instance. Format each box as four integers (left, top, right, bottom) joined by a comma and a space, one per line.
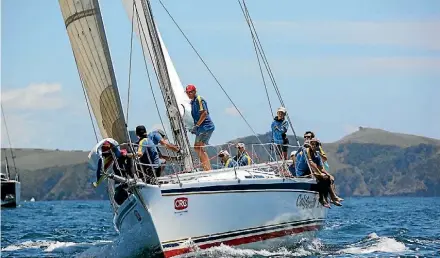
306, 138, 342, 207
234, 143, 252, 166
218, 150, 238, 168
288, 150, 297, 176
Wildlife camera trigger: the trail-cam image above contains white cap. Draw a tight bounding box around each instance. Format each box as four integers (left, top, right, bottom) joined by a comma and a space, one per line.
218, 150, 230, 157
277, 107, 287, 113
290, 150, 297, 157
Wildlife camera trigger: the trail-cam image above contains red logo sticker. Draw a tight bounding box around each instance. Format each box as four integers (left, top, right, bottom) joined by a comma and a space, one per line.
174, 197, 188, 210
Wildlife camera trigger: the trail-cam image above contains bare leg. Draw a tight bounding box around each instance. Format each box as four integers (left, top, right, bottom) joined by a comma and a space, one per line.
195, 143, 211, 171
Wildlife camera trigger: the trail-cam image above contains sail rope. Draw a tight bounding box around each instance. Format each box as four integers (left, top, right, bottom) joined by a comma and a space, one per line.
77, 59, 100, 143
158, 0, 273, 158
238, 0, 301, 147
125, 0, 136, 124
1, 104, 18, 178
237, 0, 273, 117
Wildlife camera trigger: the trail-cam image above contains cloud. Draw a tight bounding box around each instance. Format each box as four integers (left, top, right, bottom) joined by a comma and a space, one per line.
1, 83, 66, 110
224, 107, 241, 116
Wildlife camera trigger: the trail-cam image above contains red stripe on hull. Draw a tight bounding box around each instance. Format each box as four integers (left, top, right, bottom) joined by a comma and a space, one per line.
164, 224, 320, 258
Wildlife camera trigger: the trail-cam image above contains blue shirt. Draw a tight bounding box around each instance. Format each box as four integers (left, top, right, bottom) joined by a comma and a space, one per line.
190, 95, 215, 134
138, 137, 160, 167
271, 117, 288, 144
295, 147, 322, 177
148, 131, 163, 145
224, 158, 238, 168
236, 153, 252, 166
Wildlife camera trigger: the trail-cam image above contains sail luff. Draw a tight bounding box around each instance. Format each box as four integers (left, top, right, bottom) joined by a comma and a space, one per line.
122, 0, 194, 171
59, 0, 128, 143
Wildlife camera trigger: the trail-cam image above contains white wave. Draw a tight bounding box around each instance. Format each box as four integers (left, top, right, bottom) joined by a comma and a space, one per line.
196, 244, 311, 257
341, 232, 407, 255
1, 240, 112, 254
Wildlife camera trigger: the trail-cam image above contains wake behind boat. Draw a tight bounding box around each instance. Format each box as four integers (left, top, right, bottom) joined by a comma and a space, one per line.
58, 0, 329, 256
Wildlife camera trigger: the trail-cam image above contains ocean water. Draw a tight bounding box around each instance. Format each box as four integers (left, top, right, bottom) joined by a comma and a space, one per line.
1, 197, 439, 257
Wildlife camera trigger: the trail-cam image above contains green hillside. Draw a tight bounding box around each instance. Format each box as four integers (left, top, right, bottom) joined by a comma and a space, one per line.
1, 127, 439, 200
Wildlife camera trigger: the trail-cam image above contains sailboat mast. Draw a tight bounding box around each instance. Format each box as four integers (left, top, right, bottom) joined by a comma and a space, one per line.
4, 156, 10, 180
1, 104, 18, 180
137, 0, 194, 171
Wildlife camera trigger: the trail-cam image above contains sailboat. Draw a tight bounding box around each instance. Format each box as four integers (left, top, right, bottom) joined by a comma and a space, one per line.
58, 0, 327, 257
1, 105, 21, 208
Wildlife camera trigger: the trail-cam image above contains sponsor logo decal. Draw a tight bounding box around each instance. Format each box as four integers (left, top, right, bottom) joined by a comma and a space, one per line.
174, 197, 188, 211
296, 194, 319, 209
134, 210, 142, 222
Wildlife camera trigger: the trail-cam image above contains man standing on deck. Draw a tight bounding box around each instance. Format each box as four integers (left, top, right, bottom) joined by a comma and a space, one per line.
186, 84, 215, 171
271, 107, 289, 160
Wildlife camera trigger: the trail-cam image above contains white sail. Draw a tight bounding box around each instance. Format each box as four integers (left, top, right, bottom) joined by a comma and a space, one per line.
122, 0, 193, 129
59, 0, 128, 143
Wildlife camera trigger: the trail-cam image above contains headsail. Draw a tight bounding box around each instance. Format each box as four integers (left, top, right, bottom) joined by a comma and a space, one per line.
122, 0, 194, 171
59, 0, 128, 143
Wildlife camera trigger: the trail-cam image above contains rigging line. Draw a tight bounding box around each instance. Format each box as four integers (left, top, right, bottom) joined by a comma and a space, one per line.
237, 0, 273, 117
141, 0, 194, 165
1, 104, 18, 177
72, 53, 99, 142
132, 2, 179, 172
158, 0, 273, 158
133, 2, 169, 140
242, 1, 301, 146
126, 0, 136, 124
136, 0, 195, 169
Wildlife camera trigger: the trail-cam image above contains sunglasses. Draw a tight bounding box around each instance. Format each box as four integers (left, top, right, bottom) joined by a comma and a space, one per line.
186, 90, 195, 94
304, 135, 312, 138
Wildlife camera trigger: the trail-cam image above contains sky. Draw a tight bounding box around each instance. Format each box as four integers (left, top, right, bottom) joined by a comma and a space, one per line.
1, 0, 440, 151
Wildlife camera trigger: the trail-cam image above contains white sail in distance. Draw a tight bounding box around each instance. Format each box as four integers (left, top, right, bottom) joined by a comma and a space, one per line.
59, 0, 128, 143
122, 0, 193, 129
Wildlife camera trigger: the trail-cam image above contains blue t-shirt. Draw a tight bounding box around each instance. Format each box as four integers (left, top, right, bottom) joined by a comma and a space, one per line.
138, 137, 160, 167
190, 95, 215, 134
271, 117, 289, 144
148, 131, 163, 145
295, 147, 322, 177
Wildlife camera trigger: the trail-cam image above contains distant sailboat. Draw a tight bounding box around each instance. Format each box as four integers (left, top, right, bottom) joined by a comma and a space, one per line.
1, 104, 21, 208
59, 0, 327, 257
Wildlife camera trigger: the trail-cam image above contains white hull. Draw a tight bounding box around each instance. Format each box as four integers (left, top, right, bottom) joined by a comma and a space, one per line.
114, 168, 327, 257
1, 180, 21, 208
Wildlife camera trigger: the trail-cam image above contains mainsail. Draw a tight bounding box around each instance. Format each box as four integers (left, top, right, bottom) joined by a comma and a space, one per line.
122, 0, 194, 170
59, 0, 128, 143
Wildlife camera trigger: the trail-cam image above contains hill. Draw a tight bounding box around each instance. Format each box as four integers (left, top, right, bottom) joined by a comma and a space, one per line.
1, 127, 439, 200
